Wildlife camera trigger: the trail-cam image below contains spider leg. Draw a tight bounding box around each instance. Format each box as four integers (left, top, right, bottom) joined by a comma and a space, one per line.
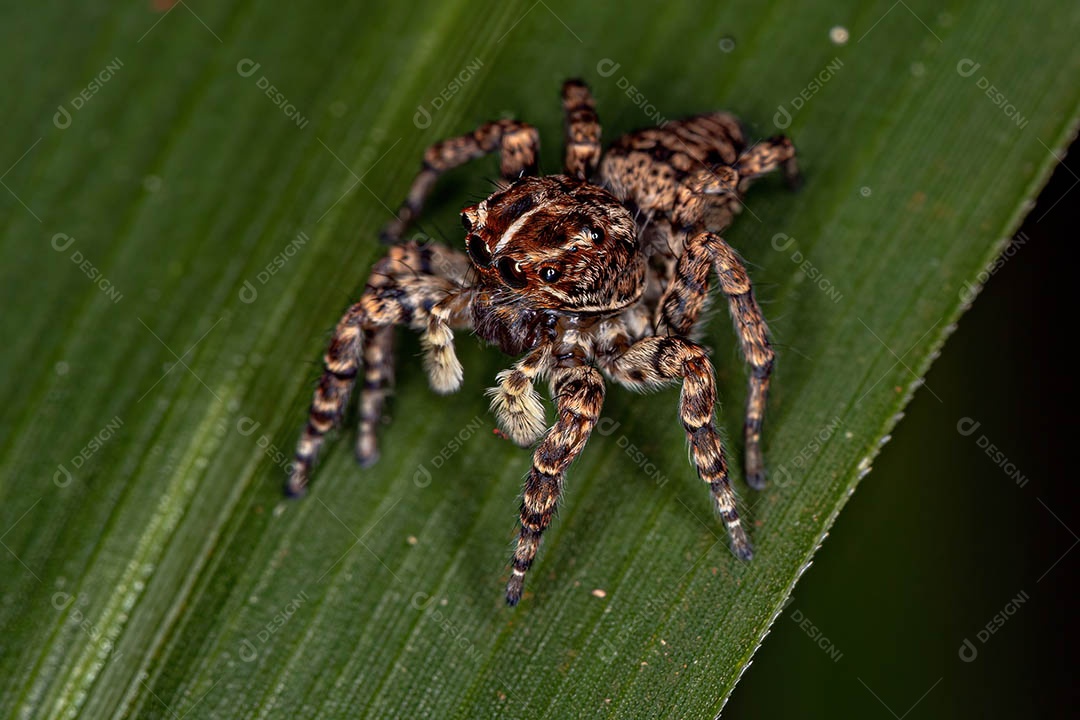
486, 343, 553, 447
507, 364, 605, 606
736, 135, 801, 190
561, 79, 601, 180
355, 326, 393, 467
660, 231, 774, 490
289, 300, 367, 497
671, 166, 741, 234
605, 336, 752, 561
368, 238, 473, 286
354, 242, 471, 465
288, 245, 469, 496
381, 119, 541, 243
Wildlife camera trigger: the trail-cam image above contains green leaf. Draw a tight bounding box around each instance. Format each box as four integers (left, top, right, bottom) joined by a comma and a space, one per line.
1, 1, 1075, 717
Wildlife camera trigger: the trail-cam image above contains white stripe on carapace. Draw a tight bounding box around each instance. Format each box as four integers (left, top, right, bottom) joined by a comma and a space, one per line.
493, 205, 544, 254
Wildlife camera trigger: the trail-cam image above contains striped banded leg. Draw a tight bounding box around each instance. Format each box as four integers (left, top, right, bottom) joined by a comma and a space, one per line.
288, 302, 366, 497
288, 274, 463, 496
736, 135, 801, 190
671, 165, 740, 234
660, 231, 774, 490
561, 79, 601, 180
368, 240, 472, 287
358, 240, 470, 462
381, 119, 541, 243
355, 327, 393, 467
507, 364, 605, 606
609, 336, 752, 561
486, 344, 552, 447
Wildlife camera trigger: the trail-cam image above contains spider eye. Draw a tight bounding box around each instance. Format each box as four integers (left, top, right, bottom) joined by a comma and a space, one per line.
497, 257, 527, 288
467, 234, 491, 267
461, 213, 473, 233
539, 266, 560, 283
586, 225, 604, 243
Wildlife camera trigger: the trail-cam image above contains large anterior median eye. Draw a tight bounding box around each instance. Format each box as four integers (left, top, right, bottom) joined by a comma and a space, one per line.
467, 233, 491, 267
497, 257, 527, 288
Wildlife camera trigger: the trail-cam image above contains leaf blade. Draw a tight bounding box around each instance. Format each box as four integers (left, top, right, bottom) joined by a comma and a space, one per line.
1, 1, 1077, 718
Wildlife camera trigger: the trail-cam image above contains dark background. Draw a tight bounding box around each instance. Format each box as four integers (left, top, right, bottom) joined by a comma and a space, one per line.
728, 140, 1076, 717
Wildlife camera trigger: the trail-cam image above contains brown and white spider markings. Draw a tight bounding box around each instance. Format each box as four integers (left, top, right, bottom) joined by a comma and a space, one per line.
288, 79, 800, 606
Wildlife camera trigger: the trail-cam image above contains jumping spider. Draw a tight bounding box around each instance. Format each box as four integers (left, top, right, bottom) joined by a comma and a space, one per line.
289, 79, 799, 605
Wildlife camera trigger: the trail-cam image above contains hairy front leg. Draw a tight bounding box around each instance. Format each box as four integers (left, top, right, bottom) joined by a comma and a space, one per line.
289, 302, 366, 497
507, 364, 605, 606
608, 336, 753, 561
288, 273, 462, 496
381, 119, 541, 243
356, 241, 470, 465
367, 240, 473, 288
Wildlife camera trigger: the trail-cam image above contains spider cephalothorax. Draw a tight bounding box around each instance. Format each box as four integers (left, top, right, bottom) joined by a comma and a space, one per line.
288, 79, 800, 605
464, 175, 646, 356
